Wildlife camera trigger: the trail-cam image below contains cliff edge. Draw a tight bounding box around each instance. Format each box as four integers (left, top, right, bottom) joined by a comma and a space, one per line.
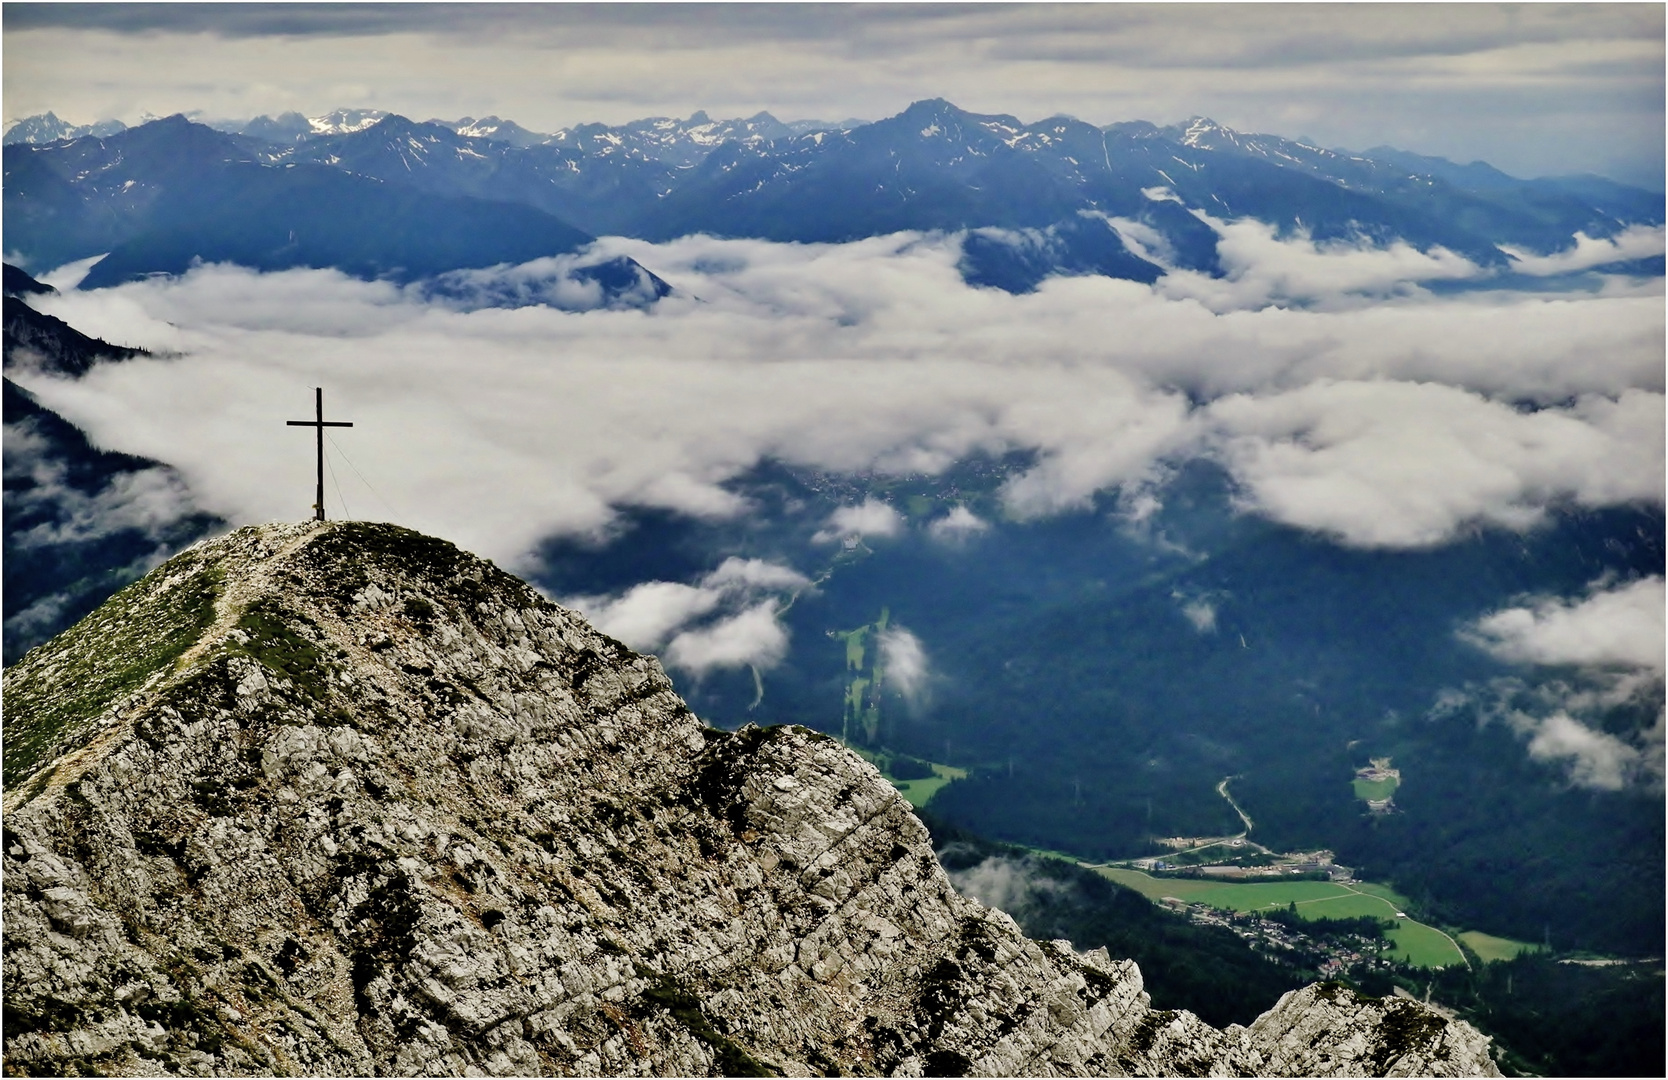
2, 521, 1500, 1076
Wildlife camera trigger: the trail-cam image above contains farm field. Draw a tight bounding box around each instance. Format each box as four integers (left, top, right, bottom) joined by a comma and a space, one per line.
1458, 930, 1542, 963
1096, 868, 1465, 969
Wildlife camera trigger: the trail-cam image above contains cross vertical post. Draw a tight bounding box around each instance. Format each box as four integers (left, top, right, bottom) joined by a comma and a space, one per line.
286, 387, 354, 521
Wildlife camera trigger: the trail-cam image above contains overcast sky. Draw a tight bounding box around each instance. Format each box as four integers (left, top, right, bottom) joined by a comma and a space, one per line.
4, 2, 1664, 186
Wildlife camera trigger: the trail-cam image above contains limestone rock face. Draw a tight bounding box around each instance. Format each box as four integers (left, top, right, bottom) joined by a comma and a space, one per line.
2, 522, 1501, 1077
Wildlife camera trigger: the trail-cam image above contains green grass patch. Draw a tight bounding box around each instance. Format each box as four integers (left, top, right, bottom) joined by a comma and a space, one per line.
1349, 881, 1414, 909
3, 551, 223, 788
1093, 869, 1464, 968
1384, 921, 1466, 968
1353, 776, 1400, 801
1459, 931, 1542, 963
838, 629, 868, 671
890, 762, 968, 809
847, 744, 967, 809
228, 599, 332, 702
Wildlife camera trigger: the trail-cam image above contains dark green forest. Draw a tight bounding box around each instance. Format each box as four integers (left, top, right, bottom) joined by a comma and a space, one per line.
533, 460, 1664, 958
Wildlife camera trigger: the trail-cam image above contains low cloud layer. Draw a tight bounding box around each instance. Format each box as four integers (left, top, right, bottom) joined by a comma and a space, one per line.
1500, 226, 1667, 276
3, 419, 200, 550
1451, 578, 1666, 791
14, 224, 1662, 576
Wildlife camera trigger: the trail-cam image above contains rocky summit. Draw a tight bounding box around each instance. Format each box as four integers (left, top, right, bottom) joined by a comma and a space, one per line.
2, 522, 1500, 1077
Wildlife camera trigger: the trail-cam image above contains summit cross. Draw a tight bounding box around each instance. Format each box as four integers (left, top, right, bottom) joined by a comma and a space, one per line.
286, 387, 354, 521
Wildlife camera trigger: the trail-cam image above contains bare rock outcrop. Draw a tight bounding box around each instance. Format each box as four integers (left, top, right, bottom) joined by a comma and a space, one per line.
3, 521, 1501, 1076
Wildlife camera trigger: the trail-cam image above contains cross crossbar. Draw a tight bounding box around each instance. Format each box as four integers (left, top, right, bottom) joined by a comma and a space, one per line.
286, 387, 354, 521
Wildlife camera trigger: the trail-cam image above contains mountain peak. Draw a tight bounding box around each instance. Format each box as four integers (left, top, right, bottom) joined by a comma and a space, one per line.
1176, 116, 1240, 147
2, 521, 1500, 1076
2, 111, 130, 145
308, 107, 391, 135
903, 96, 958, 116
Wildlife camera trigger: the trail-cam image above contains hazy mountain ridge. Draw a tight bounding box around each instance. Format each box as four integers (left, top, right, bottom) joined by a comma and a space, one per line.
1, 520, 1499, 1076
6, 100, 1659, 294
2, 116, 663, 294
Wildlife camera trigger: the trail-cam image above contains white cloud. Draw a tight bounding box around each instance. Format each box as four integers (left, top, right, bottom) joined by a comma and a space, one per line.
569, 581, 720, 652
928, 505, 990, 542
878, 625, 929, 702
1208, 382, 1663, 548
1154, 214, 1484, 310
814, 499, 905, 544
11, 228, 1660, 573
567, 554, 810, 673
1180, 597, 1218, 634
36, 253, 106, 292
3, 417, 204, 548
701, 556, 811, 592
664, 601, 789, 675
1500, 226, 1667, 276
1463, 577, 1666, 673
1525, 712, 1643, 791
1447, 579, 1666, 790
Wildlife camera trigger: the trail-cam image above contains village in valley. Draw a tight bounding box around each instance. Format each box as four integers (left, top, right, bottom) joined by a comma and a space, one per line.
1085, 770, 1476, 976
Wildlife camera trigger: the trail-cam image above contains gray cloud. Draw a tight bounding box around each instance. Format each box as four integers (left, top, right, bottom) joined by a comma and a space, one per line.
945, 853, 1066, 916
12, 227, 1660, 575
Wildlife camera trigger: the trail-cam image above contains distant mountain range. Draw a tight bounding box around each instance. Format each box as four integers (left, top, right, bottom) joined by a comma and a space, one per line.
5, 99, 1662, 294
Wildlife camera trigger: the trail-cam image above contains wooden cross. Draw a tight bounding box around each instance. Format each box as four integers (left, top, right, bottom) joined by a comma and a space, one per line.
286, 387, 353, 521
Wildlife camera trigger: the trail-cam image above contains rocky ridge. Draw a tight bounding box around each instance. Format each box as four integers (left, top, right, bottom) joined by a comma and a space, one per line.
2, 521, 1500, 1076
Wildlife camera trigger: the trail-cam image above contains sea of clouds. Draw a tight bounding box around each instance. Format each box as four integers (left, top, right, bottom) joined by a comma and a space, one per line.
11, 223, 1663, 782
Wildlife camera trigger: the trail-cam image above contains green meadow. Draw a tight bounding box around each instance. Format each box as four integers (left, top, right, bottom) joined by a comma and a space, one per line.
847, 745, 967, 809
1352, 776, 1399, 801
889, 762, 968, 809
1458, 930, 1542, 963
1096, 869, 1465, 968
